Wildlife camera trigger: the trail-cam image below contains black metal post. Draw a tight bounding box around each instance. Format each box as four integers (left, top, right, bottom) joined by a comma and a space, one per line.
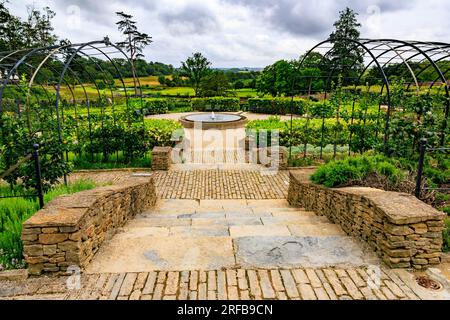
320, 115, 325, 160
415, 138, 427, 199
33, 144, 45, 208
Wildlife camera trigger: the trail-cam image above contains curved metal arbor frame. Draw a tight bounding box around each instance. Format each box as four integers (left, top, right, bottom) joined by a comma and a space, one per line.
295, 38, 450, 150
0, 37, 145, 183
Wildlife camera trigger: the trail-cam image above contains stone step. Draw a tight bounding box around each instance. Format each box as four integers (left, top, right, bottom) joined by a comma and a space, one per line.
138, 210, 316, 219
118, 221, 345, 239
127, 214, 331, 229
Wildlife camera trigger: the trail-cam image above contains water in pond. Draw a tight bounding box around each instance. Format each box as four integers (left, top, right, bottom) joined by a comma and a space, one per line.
184, 113, 242, 123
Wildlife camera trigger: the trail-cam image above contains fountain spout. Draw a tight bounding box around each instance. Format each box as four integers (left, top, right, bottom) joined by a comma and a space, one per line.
211, 111, 216, 120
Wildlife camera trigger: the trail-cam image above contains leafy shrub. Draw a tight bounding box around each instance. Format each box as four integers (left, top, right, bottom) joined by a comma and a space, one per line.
311, 154, 404, 188
145, 119, 183, 148
191, 97, 240, 112
144, 99, 169, 115
246, 118, 349, 148
247, 98, 306, 115
167, 98, 193, 113
1, 112, 72, 192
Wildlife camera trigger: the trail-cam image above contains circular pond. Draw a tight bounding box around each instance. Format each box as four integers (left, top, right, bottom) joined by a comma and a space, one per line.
179, 112, 247, 129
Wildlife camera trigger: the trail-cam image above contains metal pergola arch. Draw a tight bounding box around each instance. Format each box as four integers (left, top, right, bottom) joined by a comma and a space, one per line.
0, 37, 146, 183
294, 38, 450, 153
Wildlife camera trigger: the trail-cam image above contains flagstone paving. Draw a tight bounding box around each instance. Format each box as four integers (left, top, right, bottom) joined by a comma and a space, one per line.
86, 199, 378, 274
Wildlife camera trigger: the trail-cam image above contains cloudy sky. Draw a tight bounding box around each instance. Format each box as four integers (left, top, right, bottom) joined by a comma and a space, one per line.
7, 0, 450, 68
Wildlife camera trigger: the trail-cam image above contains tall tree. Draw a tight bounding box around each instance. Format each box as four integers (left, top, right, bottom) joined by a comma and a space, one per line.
297, 52, 328, 94
329, 7, 363, 86
180, 52, 211, 96
23, 5, 57, 48
116, 11, 152, 95
0, 1, 57, 51
256, 60, 295, 97
0, 1, 23, 51
198, 71, 230, 97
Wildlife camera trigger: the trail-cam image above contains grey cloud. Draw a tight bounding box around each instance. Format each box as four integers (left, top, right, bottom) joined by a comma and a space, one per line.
159, 5, 219, 35
224, 0, 415, 36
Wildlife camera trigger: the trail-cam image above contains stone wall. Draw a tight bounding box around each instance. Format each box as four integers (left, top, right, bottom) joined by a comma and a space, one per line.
287, 172, 445, 269
21, 176, 157, 275
152, 146, 172, 170
255, 146, 288, 169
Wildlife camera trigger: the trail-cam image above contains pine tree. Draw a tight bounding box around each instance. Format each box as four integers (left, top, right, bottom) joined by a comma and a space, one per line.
329, 7, 364, 86
116, 11, 152, 96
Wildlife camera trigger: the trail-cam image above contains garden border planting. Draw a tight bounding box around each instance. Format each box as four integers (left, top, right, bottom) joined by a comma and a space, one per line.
21, 176, 157, 275
287, 171, 446, 269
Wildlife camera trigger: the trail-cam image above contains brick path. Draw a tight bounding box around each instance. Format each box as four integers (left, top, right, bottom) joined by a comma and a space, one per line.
153, 170, 289, 199
69, 169, 290, 200
0, 267, 423, 300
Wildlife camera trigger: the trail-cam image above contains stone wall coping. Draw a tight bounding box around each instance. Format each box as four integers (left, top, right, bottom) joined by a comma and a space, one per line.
152, 146, 172, 153
24, 177, 152, 228
289, 171, 445, 225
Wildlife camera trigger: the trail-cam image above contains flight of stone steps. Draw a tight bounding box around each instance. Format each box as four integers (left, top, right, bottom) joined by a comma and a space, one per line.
86, 199, 379, 273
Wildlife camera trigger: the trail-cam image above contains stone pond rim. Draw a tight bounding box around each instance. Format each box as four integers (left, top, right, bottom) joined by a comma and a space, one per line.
179, 112, 248, 130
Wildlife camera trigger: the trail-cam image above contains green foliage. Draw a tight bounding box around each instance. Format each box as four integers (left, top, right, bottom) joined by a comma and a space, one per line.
311, 154, 404, 188
0, 179, 97, 270
116, 11, 152, 61
191, 97, 240, 112
180, 52, 212, 96
329, 7, 364, 85
145, 119, 183, 149
256, 60, 295, 97
0, 2, 57, 51
247, 98, 307, 115
198, 71, 231, 97
0, 110, 72, 192
143, 99, 169, 115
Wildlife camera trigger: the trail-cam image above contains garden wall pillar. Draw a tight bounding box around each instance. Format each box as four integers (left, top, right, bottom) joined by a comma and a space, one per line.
152, 146, 172, 170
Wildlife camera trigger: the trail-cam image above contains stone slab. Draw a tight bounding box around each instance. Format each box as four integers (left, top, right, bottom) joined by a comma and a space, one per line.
115, 227, 170, 239
0, 269, 28, 281
126, 218, 191, 228
86, 236, 235, 273
229, 225, 291, 238
192, 217, 262, 227
288, 224, 346, 237
234, 236, 368, 268
169, 226, 230, 237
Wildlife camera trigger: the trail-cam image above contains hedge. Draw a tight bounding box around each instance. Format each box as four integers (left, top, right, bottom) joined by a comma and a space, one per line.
247, 98, 307, 115
191, 97, 240, 112
143, 99, 169, 115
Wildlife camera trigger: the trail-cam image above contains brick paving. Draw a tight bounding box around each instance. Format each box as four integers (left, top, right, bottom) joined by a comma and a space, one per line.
0, 267, 423, 300
153, 170, 289, 199
69, 168, 290, 200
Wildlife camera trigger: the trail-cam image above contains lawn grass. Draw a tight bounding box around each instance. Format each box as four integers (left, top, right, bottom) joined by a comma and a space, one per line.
0, 179, 98, 270
70, 152, 152, 170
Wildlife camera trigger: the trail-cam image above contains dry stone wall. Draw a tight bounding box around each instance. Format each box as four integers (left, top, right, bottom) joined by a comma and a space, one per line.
287, 172, 445, 269
152, 146, 172, 170
21, 176, 157, 275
